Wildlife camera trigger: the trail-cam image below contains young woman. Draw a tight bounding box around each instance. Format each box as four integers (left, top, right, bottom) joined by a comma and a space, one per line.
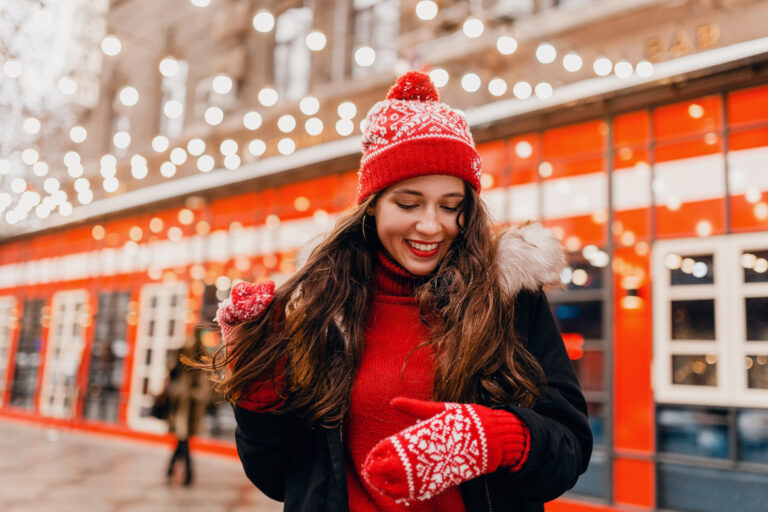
208, 71, 592, 511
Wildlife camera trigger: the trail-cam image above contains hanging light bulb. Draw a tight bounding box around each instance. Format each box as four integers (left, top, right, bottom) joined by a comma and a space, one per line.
461, 73, 481, 92
197, 155, 215, 172
187, 138, 205, 156
593, 57, 613, 76
300, 96, 320, 116
220, 139, 239, 155
2, 60, 22, 78
204, 106, 224, 125
23, 117, 41, 135
69, 126, 87, 143
101, 35, 122, 56
159, 57, 180, 77
415, 1, 438, 20
306, 31, 327, 51
243, 111, 262, 130
212, 74, 233, 95
354, 47, 376, 67
496, 36, 518, 55
119, 86, 139, 106
513, 81, 532, 99
58, 76, 77, 94
278, 115, 297, 133
337, 102, 357, 119
488, 78, 507, 96
429, 68, 449, 88
305, 118, 323, 136
462, 18, 484, 38
163, 99, 183, 118
252, 11, 275, 32
152, 135, 170, 152
248, 139, 266, 156
534, 82, 553, 99
258, 87, 278, 107
562, 52, 583, 72
278, 138, 296, 155
536, 43, 557, 64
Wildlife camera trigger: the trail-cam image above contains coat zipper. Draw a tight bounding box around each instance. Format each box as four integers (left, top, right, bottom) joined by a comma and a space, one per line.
483, 475, 494, 512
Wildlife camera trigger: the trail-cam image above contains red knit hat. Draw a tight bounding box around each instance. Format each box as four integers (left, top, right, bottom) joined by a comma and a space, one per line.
357, 71, 482, 204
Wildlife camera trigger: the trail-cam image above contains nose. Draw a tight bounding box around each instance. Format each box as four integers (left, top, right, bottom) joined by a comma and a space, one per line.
415, 208, 441, 237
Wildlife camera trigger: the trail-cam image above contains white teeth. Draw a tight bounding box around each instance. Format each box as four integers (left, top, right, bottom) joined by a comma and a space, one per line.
407, 240, 439, 251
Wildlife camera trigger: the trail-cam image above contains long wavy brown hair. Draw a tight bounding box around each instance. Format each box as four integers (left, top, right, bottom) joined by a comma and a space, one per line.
199, 182, 545, 427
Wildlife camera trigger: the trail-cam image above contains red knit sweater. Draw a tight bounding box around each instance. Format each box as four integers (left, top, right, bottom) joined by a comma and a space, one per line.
344, 253, 467, 512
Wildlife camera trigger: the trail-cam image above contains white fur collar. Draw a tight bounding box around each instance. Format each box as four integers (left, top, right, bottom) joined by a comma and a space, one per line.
496, 223, 566, 297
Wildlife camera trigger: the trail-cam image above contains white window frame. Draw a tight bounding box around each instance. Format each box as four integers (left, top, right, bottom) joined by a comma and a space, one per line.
0, 296, 17, 407
40, 290, 89, 418
274, 7, 312, 101
128, 282, 189, 432
653, 232, 768, 407
351, 0, 399, 78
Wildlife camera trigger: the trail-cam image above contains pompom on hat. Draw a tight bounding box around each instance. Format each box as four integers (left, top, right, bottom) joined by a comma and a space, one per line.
357, 71, 482, 204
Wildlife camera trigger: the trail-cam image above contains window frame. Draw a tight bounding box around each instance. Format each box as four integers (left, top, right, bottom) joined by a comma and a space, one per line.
653, 233, 768, 407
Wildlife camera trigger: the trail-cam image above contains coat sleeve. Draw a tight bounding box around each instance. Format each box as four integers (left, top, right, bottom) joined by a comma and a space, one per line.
490, 289, 593, 503
233, 405, 311, 501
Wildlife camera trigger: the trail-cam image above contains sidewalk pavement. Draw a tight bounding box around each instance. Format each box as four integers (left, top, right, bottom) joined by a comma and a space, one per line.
0, 420, 282, 512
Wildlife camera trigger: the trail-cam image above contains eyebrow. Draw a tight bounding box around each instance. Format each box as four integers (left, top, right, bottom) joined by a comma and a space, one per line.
391, 189, 465, 199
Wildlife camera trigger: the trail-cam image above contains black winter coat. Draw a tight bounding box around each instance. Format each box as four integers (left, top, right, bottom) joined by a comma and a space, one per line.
234, 289, 592, 511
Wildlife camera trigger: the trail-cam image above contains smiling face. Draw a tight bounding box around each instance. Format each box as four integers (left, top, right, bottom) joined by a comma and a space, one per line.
371, 175, 465, 275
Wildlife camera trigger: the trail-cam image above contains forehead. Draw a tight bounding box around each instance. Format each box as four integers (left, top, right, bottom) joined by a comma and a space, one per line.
386, 175, 465, 197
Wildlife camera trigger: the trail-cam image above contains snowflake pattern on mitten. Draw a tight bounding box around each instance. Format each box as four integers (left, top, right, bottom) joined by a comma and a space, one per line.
215, 280, 275, 341
363, 403, 488, 504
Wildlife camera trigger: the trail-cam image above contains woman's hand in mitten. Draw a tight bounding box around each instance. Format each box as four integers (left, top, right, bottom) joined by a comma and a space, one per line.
362, 397, 530, 505
215, 280, 275, 342
215, 280, 284, 412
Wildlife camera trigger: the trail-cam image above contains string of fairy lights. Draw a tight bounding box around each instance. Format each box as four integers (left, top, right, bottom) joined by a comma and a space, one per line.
0, 0, 658, 227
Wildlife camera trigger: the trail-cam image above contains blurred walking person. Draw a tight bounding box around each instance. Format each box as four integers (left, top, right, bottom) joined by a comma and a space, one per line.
166, 329, 211, 486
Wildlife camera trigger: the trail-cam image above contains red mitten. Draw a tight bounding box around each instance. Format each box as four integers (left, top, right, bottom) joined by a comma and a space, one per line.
215, 280, 284, 412
362, 397, 530, 504
215, 280, 275, 342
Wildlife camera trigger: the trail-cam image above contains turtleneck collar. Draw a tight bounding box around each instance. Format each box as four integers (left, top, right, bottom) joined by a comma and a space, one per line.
373, 250, 429, 297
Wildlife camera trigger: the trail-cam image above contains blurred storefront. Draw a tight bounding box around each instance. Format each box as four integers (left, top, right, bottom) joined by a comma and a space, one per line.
1, 1, 767, 510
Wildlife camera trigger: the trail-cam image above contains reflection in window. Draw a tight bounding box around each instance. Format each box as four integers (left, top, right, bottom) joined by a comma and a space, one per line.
672, 354, 717, 386
742, 250, 768, 283
571, 349, 604, 392
669, 254, 714, 285
658, 407, 729, 458
569, 449, 607, 498
745, 297, 768, 340
671, 299, 715, 340
84, 292, 130, 423
746, 355, 768, 389
9, 299, 45, 409
552, 301, 603, 340
738, 409, 768, 464
658, 463, 768, 512
587, 402, 606, 445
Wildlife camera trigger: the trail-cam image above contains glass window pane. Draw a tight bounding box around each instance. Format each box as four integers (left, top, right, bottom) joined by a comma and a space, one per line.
738, 409, 768, 464
746, 355, 768, 389
671, 299, 715, 340
658, 463, 768, 512
571, 349, 604, 392
10, 299, 46, 409
568, 449, 607, 498
670, 254, 714, 285
587, 401, 606, 446
657, 407, 729, 458
672, 354, 718, 386
742, 250, 768, 283
551, 300, 603, 340
745, 297, 768, 340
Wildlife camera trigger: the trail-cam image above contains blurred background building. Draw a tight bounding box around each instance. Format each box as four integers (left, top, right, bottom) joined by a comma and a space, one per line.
1, 0, 767, 510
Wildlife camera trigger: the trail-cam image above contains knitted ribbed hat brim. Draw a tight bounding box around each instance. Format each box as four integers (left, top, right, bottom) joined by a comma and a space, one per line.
358, 137, 480, 203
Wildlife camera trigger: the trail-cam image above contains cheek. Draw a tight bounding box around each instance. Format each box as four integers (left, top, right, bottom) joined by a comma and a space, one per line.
375, 212, 412, 241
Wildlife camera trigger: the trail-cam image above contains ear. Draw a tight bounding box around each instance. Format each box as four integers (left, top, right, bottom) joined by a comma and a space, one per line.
365, 207, 375, 216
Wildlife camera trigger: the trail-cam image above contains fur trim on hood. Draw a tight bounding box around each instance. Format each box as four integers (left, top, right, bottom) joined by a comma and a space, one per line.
496, 223, 566, 297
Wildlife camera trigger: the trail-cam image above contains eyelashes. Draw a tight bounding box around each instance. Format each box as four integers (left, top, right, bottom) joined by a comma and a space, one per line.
396, 203, 463, 212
